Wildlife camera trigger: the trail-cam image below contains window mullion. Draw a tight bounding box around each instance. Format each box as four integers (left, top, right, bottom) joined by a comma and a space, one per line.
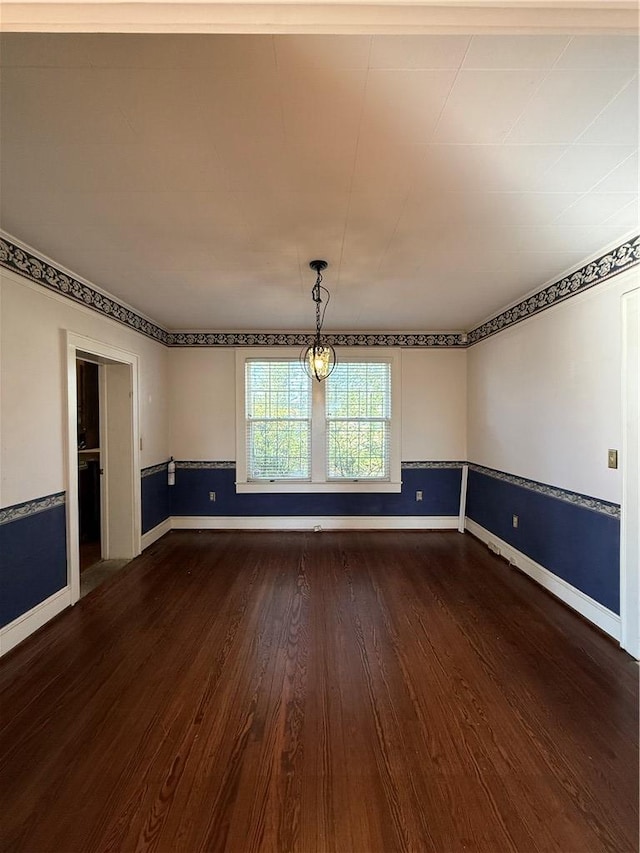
311, 378, 326, 483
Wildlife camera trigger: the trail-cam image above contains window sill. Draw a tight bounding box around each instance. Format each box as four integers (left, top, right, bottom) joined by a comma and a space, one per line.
236, 481, 402, 494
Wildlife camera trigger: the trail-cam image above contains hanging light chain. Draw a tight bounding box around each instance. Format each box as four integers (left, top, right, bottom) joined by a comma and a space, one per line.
301, 260, 336, 382
312, 269, 323, 335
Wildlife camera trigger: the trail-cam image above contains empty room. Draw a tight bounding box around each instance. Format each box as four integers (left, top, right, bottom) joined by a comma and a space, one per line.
0, 1, 638, 851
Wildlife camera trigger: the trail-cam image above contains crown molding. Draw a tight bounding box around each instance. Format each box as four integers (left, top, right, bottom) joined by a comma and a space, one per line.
0, 233, 467, 347
2, 2, 637, 35
468, 235, 640, 345
0, 235, 170, 345
1, 231, 638, 349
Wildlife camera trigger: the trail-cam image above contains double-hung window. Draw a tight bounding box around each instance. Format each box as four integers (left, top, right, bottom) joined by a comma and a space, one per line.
325, 362, 391, 481
245, 360, 311, 481
236, 348, 400, 493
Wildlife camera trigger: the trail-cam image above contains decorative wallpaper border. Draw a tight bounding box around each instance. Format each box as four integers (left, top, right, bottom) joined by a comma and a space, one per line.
170, 460, 465, 471
0, 238, 170, 346
0, 492, 66, 526
402, 461, 465, 469
469, 464, 621, 519
141, 462, 169, 478
176, 461, 236, 469
2, 234, 637, 349
168, 331, 467, 347
468, 236, 640, 345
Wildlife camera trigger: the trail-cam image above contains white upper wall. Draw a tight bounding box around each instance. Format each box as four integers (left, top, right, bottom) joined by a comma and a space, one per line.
467, 267, 639, 503
169, 346, 467, 463
0, 269, 170, 507
401, 349, 466, 461
169, 347, 237, 461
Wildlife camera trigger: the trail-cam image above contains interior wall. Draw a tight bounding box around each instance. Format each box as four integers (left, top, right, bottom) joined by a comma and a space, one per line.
466, 268, 639, 619
169, 346, 467, 463
401, 349, 467, 461
162, 346, 468, 524
1, 271, 170, 507
467, 272, 638, 504
103, 362, 136, 559
168, 347, 236, 462
0, 269, 170, 635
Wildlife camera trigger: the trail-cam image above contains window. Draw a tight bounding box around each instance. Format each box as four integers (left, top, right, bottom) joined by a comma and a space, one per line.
236, 348, 401, 493
326, 362, 391, 480
245, 360, 311, 480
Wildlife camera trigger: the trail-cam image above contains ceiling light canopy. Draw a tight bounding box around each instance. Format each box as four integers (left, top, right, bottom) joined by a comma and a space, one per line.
301, 260, 336, 382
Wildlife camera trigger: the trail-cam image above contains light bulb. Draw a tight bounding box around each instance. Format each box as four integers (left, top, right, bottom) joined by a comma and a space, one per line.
307, 344, 331, 379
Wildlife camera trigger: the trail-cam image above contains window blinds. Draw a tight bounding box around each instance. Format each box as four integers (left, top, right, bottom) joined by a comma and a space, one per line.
325, 362, 391, 480
245, 361, 311, 480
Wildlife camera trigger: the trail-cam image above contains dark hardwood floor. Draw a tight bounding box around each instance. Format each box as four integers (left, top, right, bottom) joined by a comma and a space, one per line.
1, 530, 637, 853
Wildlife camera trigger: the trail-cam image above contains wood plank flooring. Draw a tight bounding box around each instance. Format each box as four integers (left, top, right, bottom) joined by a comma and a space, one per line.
0, 530, 637, 853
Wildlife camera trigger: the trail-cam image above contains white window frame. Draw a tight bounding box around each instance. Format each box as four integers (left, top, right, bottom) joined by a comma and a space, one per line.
235, 347, 402, 494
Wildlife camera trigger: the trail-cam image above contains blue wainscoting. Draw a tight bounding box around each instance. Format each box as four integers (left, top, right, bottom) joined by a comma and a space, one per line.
141, 464, 171, 534
0, 494, 68, 628
169, 463, 462, 519
466, 468, 620, 613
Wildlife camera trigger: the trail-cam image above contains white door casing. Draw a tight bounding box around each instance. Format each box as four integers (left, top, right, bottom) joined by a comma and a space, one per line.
620, 287, 640, 659
65, 332, 141, 604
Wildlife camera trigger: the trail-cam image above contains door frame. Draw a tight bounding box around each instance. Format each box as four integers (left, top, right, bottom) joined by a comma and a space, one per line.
65, 332, 141, 604
620, 286, 640, 659
75, 357, 109, 561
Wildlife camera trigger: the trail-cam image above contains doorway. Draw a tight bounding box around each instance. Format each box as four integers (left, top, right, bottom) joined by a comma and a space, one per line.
77, 358, 102, 573
66, 333, 141, 604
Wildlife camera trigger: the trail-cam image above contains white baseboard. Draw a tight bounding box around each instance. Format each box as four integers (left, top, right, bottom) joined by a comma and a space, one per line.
171, 515, 459, 532
465, 518, 621, 641
0, 587, 71, 656
141, 518, 172, 550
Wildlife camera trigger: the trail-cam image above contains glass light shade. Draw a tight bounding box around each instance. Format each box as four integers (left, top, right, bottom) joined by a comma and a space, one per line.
302, 340, 336, 381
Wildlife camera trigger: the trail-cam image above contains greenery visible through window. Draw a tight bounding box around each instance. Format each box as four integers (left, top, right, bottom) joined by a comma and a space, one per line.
326, 362, 391, 479
245, 359, 391, 482
246, 361, 311, 480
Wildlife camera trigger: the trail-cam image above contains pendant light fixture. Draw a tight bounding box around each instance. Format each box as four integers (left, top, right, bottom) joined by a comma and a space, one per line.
301, 259, 336, 382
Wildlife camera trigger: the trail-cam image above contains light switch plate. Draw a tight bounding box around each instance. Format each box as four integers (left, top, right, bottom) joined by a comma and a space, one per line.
608, 449, 618, 469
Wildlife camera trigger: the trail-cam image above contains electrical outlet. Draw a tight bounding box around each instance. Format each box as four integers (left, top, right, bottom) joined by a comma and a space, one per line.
209, 491, 216, 502
416, 490, 423, 502
608, 449, 618, 469
512, 514, 519, 528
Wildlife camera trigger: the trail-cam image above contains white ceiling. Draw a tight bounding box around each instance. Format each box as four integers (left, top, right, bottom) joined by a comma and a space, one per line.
0, 32, 638, 332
